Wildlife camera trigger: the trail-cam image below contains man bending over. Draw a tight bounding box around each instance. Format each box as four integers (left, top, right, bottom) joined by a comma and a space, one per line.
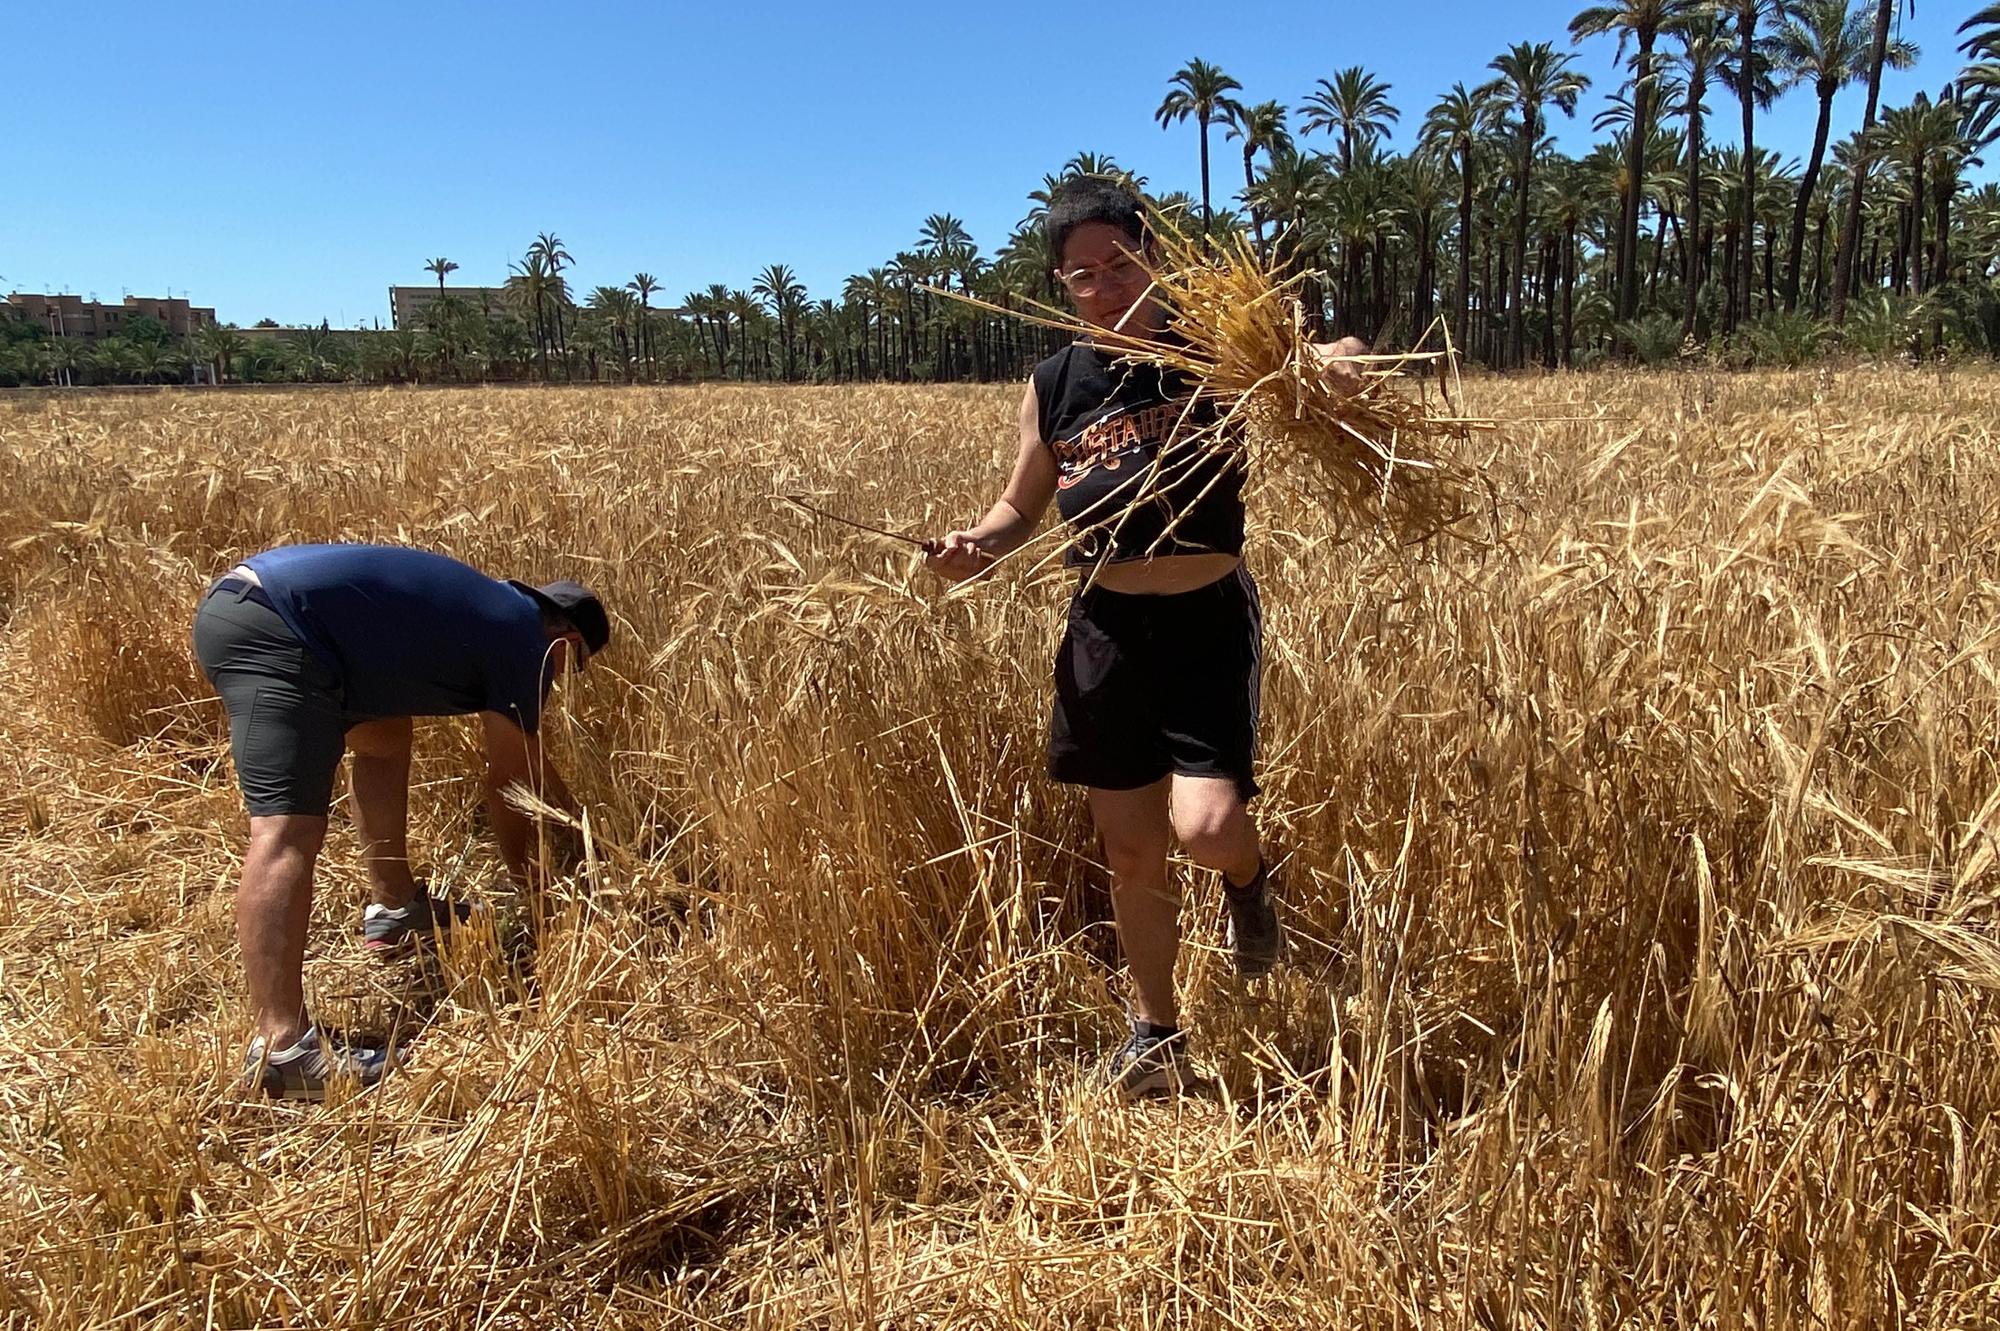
191, 543, 610, 1099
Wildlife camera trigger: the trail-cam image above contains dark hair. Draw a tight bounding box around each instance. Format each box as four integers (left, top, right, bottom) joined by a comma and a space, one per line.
1045, 176, 1147, 266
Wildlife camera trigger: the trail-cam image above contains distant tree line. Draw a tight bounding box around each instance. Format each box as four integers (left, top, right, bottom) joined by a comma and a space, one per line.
6, 2, 1996, 388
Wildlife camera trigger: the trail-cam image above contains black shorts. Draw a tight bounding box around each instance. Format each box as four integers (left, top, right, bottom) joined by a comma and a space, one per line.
1048, 566, 1262, 799
191, 581, 351, 817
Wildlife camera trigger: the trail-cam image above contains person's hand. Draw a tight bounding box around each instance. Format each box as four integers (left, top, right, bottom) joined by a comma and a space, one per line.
923, 530, 997, 581
1307, 337, 1370, 397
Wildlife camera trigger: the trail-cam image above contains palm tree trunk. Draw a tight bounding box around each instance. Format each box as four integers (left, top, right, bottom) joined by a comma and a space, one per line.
1737, 5, 1758, 328
1619, 36, 1656, 324
1764, 218, 1778, 312
1243, 147, 1267, 256
1810, 200, 1832, 315
1723, 224, 1739, 329
1198, 113, 1213, 227
1688, 89, 1704, 333
1370, 239, 1386, 341
1540, 235, 1559, 369
1783, 87, 1836, 312
1831, 0, 1895, 324
1456, 148, 1475, 352
1931, 165, 1952, 349
1909, 162, 1925, 295
1481, 236, 1495, 364
1512, 129, 1534, 369
1563, 217, 1578, 368
1648, 209, 1676, 304
1415, 210, 1436, 334
1931, 165, 1952, 293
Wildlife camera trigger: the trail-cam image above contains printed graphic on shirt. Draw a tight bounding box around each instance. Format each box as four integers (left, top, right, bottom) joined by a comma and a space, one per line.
1051, 400, 1190, 491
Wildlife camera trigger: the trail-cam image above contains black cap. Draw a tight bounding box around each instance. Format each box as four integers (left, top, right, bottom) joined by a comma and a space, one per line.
509, 578, 610, 656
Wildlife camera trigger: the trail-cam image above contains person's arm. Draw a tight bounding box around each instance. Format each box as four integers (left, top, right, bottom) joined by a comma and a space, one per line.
480, 711, 577, 887
924, 381, 1059, 580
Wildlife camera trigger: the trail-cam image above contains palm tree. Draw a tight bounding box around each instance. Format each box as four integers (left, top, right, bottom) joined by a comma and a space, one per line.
386, 328, 424, 383
131, 338, 181, 385
529, 232, 571, 274
1718, 2, 1784, 324
1066, 152, 1140, 185
529, 233, 574, 375
1960, 6, 2000, 125
1156, 59, 1244, 226
690, 284, 733, 377
627, 273, 660, 380
422, 294, 472, 380
1298, 67, 1401, 173
861, 267, 899, 374
1398, 151, 1452, 338
1867, 92, 1965, 294
841, 273, 876, 378
423, 257, 458, 293
1541, 157, 1594, 365
1571, 0, 1699, 327
1483, 42, 1592, 366
1772, 0, 1917, 308
1249, 145, 1335, 331
753, 264, 807, 380
1224, 101, 1292, 256
586, 286, 636, 380
288, 325, 342, 382
196, 325, 245, 385
1672, 10, 1734, 333
730, 290, 768, 378
919, 213, 973, 258
505, 254, 556, 380
1422, 82, 1502, 353
1831, 0, 1916, 323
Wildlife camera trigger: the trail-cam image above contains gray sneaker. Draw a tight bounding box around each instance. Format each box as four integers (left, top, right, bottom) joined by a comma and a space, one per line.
362, 886, 473, 955
1224, 863, 1283, 978
243, 1026, 391, 1101
1105, 1021, 1192, 1098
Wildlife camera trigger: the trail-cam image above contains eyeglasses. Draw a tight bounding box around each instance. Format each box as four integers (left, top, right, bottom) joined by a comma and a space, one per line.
1054, 253, 1147, 298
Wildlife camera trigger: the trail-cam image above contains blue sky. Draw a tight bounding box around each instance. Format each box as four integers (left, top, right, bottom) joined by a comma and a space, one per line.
4, 1, 1988, 326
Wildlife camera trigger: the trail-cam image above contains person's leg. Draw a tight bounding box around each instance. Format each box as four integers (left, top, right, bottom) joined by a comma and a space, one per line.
1087, 779, 1178, 1027
238, 814, 328, 1047
1169, 774, 1262, 887
346, 716, 419, 910
1160, 569, 1281, 975
195, 591, 351, 1044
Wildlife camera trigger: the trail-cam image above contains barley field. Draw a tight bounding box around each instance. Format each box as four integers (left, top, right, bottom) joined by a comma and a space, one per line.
2, 369, 1999, 1329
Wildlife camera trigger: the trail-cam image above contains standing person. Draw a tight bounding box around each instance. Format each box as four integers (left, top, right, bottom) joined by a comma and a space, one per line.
924, 175, 1365, 1096
191, 543, 610, 1100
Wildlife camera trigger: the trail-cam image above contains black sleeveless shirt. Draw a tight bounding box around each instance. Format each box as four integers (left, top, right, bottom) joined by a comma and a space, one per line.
1032, 341, 1246, 568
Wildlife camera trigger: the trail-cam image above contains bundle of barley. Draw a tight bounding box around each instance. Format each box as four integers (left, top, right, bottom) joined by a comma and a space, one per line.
942, 218, 1494, 544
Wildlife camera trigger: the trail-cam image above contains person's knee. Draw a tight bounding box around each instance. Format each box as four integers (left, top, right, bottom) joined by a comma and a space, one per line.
245, 816, 327, 878
1173, 803, 1254, 872
1098, 825, 1168, 880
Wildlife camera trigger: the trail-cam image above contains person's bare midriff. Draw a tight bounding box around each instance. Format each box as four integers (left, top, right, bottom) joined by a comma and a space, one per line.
1087, 552, 1242, 595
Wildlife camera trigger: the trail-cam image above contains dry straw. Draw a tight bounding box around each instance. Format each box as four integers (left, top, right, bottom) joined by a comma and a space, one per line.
9, 371, 2000, 1327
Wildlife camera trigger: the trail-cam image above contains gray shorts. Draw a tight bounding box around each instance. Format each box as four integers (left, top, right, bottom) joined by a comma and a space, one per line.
192, 582, 350, 817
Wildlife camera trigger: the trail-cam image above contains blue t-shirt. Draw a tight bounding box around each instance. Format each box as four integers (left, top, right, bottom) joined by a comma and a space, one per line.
244, 544, 550, 732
